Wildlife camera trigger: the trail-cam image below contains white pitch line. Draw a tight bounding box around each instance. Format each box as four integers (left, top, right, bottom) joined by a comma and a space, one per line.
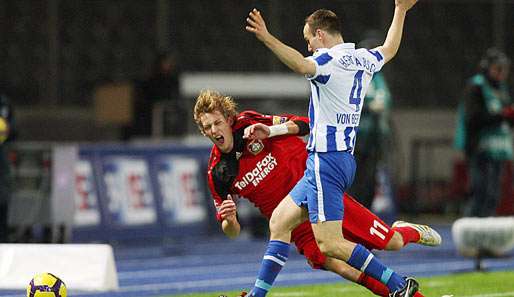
272, 293, 309, 297
463, 292, 514, 297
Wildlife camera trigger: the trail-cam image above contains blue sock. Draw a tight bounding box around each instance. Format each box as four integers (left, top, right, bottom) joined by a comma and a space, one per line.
347, 244, 406, 292
250, 240, 290, 297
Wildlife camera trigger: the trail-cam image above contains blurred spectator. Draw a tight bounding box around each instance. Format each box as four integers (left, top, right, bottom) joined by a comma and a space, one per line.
461, 48, 513, 217
349, 32, 394, 209
0, 94, 15, 242
125, 51, 185, 139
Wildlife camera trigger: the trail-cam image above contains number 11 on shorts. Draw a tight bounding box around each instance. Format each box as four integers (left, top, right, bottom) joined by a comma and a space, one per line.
370, 220, 388, 240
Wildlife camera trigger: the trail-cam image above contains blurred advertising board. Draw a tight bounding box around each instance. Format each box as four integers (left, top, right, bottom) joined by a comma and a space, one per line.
103, 157, 156, 226
74, 159, 101, 226
156, 156, 206, 225
72, 143, 210, 241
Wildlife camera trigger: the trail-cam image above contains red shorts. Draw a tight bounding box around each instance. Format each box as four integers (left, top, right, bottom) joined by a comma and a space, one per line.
292, 193, 394, 269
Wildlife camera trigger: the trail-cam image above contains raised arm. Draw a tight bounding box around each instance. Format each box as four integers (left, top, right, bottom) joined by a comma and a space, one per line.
245, 8, 316, 76
376, 0, 418, 64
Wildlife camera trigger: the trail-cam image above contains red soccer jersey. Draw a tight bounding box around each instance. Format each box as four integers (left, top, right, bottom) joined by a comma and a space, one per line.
207, 111, 309, 220
207, 110, 394, 269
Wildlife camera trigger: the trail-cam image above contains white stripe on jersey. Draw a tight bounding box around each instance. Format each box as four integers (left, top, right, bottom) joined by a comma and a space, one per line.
314, 152, 326, 222
305, 43, 385, 153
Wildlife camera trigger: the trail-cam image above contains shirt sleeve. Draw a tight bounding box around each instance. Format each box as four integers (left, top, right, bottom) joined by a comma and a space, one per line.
207, 166, 224, 222
305, 49, 332, 82
355, 48, 386, 73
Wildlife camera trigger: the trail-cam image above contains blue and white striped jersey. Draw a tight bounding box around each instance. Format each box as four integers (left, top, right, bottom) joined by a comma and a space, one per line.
305, 43, 385, 153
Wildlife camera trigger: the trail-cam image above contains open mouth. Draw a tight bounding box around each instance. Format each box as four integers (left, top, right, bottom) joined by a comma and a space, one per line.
215, 135, 225, 145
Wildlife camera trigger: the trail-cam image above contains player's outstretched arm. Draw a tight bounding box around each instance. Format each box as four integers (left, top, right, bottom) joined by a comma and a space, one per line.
376, 0, 418, 64
220, 195, 241, 239
245, 8, 316, 76
243, 121, 302, 140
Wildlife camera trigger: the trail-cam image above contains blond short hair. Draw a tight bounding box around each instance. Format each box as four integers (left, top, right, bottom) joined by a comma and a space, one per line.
193, 90, 238, 134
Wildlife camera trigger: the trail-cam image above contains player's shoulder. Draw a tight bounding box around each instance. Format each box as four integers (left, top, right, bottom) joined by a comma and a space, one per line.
354, 47, 385, 66
237, 110, 267, 120
235, 110, 271, 129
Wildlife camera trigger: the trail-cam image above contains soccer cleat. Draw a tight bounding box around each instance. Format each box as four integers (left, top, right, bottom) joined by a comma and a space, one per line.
392, 220, 442, 246
389, 277, 419, 297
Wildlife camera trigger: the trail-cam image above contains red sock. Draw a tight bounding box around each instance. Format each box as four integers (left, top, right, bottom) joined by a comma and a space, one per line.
358, 273, 426, 297
392, 226, 420, 246
357, 273, 389, 297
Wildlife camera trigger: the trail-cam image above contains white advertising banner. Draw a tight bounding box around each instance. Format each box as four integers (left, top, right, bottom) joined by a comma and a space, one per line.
157, 157, 206, 224
73, 159, 101, 226
103, 157, 156, 225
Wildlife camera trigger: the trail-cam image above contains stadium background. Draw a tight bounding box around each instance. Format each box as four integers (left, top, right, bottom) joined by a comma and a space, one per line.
0, 0, 513, 296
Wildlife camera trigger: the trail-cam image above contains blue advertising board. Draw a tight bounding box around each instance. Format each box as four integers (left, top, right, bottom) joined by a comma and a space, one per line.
72, 143, 211, 242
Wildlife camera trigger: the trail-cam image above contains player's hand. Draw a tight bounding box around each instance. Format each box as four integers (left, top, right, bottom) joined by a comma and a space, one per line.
245, 8, 271, 42
243, 123, 270, 140
395, 0, 418, 12
219, 194, 237, 220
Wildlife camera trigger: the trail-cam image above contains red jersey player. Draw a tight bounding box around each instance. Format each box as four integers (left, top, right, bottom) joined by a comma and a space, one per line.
193, 90, 441, 297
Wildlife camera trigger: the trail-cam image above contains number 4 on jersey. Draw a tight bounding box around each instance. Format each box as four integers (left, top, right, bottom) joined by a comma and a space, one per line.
349, 70, 364, 112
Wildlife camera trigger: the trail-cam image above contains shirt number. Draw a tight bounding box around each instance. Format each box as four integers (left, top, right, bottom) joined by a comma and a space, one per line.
343, 126, 357, 153
369, 219, 388, 240
349, 70, 364, 112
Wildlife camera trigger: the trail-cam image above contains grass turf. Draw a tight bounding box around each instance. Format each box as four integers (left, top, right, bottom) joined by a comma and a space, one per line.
162, 270, 514, 297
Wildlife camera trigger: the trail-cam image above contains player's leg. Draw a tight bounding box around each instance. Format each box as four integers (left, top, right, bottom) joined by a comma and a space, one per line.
324, 258, 426, 297
249, 191, 309, 297
309, 152, 417, 296
341, 193, 441, 250
269, 195, 308, 242
295, 225, 426, 297
312, 221, 416, 294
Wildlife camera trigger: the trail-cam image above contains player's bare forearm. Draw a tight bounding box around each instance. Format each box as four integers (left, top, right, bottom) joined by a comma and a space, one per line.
246, 8, 315, 75
285, 120, 301, 135
263, 36, 315, 75
377, 0, 417, 64
244, 120, 301, 140
222, 217, 241, 239
377, 8, 406, 64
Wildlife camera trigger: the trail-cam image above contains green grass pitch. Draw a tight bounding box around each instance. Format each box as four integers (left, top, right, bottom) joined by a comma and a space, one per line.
162, 270, 514, 297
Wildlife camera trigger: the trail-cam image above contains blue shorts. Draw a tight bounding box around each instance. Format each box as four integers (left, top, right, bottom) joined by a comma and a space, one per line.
289, 151, 356, 223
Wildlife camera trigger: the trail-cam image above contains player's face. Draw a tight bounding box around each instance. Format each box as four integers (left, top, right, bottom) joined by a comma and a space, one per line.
200, 111, 234, 153
303, 24, 322, 53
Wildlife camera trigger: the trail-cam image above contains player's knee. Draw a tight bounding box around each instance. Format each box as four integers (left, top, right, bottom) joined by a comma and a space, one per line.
316, 239, 337, 257
385, 232, 404, 251
269, 215, 289, 238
